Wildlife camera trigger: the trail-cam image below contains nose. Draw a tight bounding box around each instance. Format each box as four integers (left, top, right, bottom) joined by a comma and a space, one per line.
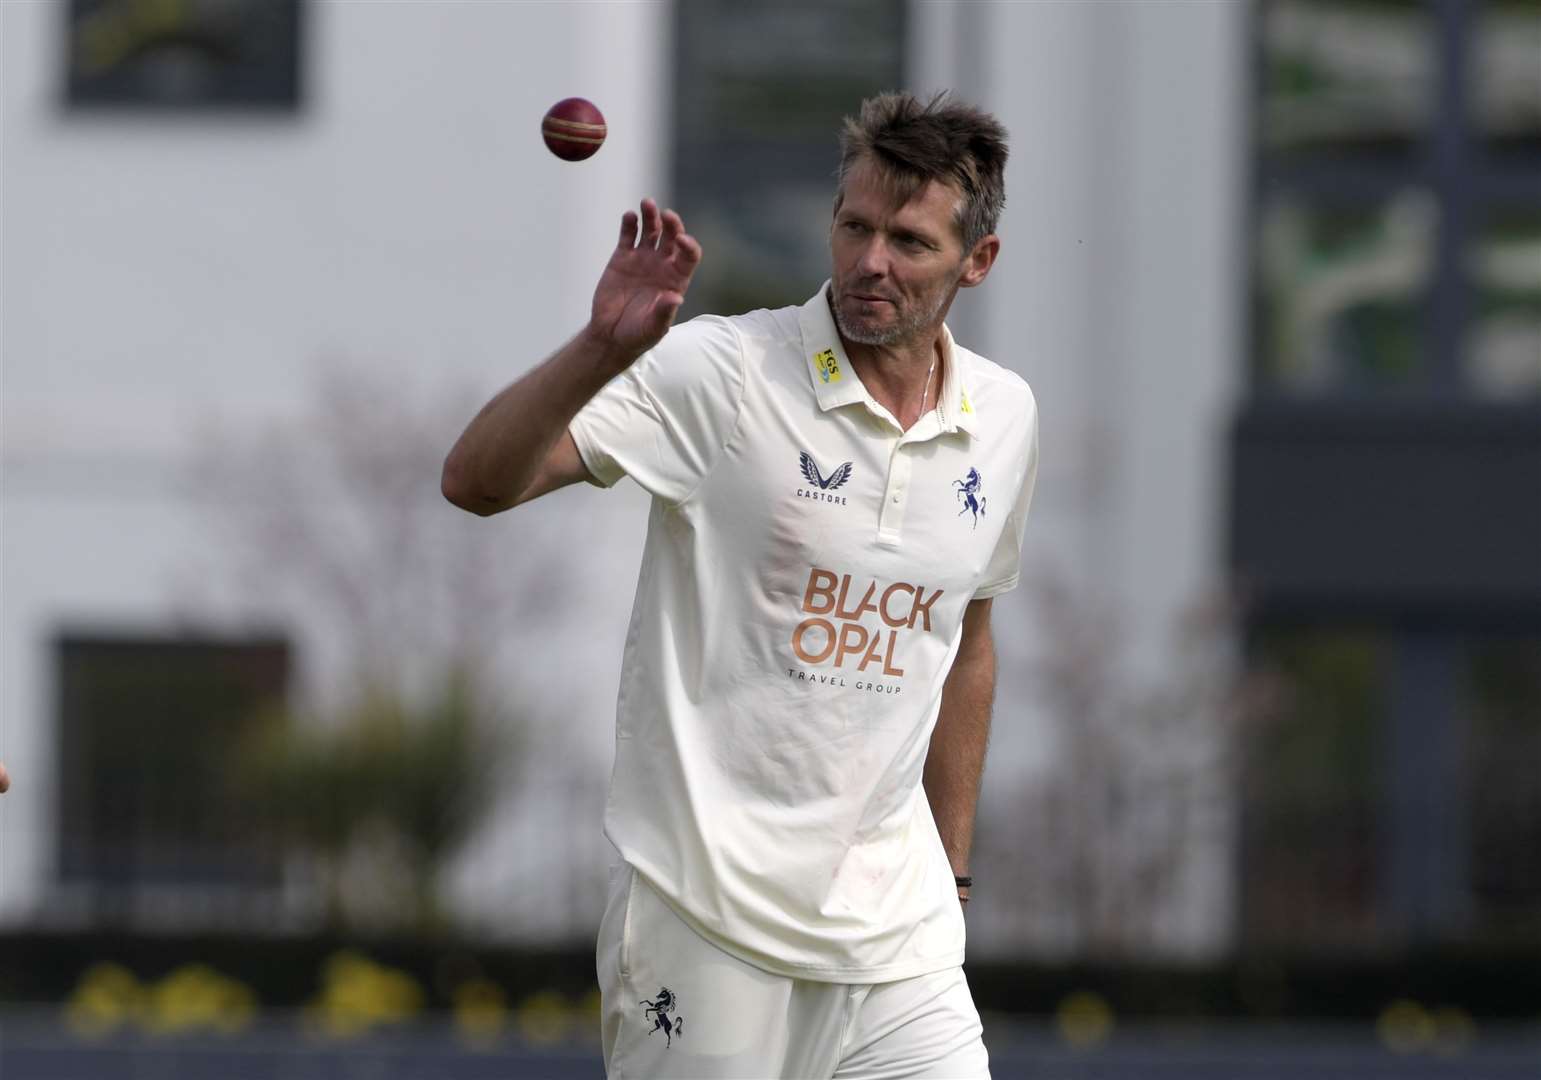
855, 235, 889, 279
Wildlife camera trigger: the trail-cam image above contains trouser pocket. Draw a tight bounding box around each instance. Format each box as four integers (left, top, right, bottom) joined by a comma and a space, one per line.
619, 866, 638, 979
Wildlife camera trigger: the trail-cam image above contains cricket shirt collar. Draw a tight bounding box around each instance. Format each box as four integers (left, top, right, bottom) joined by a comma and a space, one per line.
798, 282, 980, 437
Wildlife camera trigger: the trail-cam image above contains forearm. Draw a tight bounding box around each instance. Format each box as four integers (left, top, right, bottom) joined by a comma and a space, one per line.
924, 606, 996, 890
441, 326, 633, 514
444, 199, 701, 515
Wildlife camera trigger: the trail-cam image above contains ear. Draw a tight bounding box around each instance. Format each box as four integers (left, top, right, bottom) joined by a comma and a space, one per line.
958, 234, 1000, 288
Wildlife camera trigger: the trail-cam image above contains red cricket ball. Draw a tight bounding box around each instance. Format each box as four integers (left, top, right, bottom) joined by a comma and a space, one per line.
542, 97, 607, 162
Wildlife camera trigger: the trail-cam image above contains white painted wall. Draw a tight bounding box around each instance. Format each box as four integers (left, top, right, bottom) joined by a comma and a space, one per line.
1, 0, 669, 929
913, 0, 1248, 955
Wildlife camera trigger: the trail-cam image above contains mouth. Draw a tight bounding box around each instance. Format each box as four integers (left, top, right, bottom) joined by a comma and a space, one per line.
847, 292, 895, 305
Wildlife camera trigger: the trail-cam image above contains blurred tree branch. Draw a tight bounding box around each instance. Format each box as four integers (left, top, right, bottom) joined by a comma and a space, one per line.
977, 572, 1287, 960
183, 364, 566, 935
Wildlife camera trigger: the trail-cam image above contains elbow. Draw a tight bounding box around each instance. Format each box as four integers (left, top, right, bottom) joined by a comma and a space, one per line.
440, 455, 487, 516
441, 455, 517, 517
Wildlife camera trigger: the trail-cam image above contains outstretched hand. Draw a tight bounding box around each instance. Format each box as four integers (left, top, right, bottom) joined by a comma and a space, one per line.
587, 198, 703, 367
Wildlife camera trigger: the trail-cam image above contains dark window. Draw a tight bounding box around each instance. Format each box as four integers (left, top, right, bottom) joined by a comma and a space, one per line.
63, 0, 304, 111
1238, 0, 1541, 952
1242, 629, 1387, 946
671, 0, 906, 318
1260, 0, 1433, 159
56, 634, 289, 917
1252, 0, 1541, 398
1466, 207, 1541, 397
1242, 625, 1541, 947
1255, 193, 1433, 391
1474, 0, 1541, 157
1467, 636, 1541, 942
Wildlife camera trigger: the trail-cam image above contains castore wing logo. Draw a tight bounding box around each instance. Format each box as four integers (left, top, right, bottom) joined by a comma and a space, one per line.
800, 451, 852, 491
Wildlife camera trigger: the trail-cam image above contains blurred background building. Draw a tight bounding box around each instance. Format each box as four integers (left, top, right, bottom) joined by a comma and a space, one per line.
2, 0, 1537, 1000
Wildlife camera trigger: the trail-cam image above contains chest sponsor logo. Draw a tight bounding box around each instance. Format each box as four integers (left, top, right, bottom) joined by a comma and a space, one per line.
797, 451, 852, 505
813, 348, 841, 383
954, 466, 986, 528
788, 567, 942, 686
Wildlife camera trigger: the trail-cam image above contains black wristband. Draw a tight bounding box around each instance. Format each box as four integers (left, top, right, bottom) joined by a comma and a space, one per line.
954, 875, 973, 889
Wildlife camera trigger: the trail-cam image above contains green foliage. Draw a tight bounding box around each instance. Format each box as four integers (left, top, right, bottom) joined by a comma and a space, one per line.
237, 669, 512, 934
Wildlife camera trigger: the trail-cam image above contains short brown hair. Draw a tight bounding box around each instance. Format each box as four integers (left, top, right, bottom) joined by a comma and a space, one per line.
835, 91, 1009, 252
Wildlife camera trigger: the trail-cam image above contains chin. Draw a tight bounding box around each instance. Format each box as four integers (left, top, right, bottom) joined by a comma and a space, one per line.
844, 324, 906, 348
836, 305, 893, 338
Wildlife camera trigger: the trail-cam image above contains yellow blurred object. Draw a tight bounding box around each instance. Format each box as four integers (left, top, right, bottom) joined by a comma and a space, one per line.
64, 964, 144, 1038
453, 977, 508, 1044
1430, 1005, 1476, 1056
306, 950, 425, 1039
577, 987, 603, 1028
142, 964, 258, 1036
65, 961, 259, 1038
1055, 989, 1115, 1049
1376, 998, 1436, 1054
515, 989, 573, 1046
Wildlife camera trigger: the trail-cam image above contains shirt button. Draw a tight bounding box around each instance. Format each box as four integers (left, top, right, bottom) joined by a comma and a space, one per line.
891, 493, 901, 503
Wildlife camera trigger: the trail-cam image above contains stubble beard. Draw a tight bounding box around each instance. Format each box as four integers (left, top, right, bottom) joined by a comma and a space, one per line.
831, 274, 958, 349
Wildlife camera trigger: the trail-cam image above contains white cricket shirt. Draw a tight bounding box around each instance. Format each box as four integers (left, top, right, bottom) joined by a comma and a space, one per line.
569, 284, 1039, 982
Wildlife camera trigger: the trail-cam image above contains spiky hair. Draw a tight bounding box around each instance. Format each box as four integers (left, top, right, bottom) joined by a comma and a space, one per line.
835, 91, 1009, 251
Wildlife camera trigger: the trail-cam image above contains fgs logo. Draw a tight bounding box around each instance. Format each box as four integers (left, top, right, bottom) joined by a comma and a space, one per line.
813, 348, 841, 383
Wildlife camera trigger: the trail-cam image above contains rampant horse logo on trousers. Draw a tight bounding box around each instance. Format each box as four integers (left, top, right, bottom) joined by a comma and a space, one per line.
639, 986, 685, 1048
955, 467, 987, 528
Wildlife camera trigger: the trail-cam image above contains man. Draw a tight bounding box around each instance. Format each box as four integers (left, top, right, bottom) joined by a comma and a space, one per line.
443, 92, 1037, 1078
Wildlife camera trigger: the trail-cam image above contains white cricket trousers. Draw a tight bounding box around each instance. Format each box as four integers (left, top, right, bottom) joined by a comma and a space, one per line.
597, 862, 991, 1079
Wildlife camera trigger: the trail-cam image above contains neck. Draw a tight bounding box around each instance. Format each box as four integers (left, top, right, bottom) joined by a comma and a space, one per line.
842, 332, 945, 432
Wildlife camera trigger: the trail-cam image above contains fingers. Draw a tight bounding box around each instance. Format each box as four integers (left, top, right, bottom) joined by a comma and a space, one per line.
616, 197, 660, 252
618, 200, 702, 278
674, 230, 703, 271
641, 198, 663, 248
621, 200, 693, 251
0, 761, 9, 794
659, 208, 682, 251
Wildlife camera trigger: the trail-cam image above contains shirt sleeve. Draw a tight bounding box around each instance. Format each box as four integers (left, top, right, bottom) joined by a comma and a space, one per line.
568, 315, 746, 504
974, 389, 1040, 599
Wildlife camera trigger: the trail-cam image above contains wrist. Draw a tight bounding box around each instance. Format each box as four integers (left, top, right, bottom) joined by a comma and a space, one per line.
575, 323, 641, 377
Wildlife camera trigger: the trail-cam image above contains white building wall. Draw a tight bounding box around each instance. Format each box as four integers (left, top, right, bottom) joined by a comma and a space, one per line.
914, 0, 1249, 955
1, 0, 669, 928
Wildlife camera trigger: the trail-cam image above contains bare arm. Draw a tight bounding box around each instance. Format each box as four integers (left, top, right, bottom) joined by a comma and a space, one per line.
442, 198, 703, 516
924, 597, 997, 906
